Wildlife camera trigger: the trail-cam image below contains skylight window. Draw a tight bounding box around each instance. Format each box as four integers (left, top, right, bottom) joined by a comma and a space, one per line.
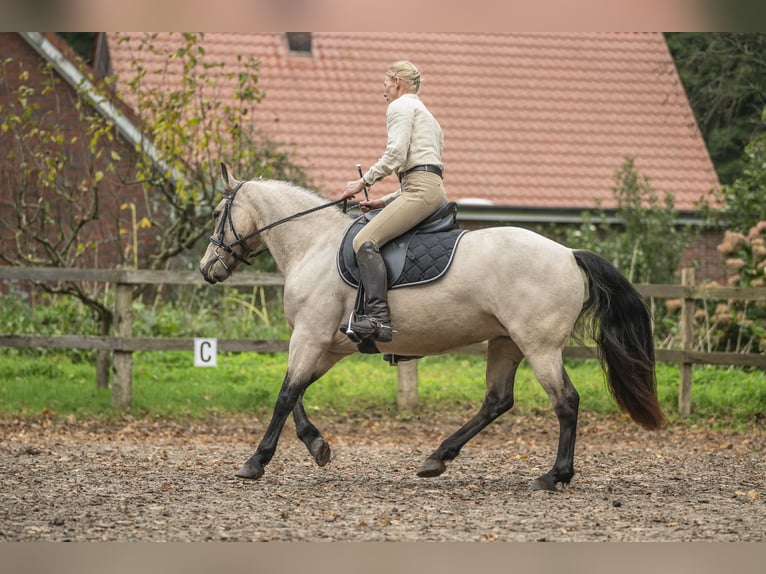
286, 33, 312, 55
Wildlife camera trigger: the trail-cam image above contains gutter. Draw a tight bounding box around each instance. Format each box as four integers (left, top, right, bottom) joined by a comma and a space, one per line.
455, 204, 708, 227
18, 32, 185, 186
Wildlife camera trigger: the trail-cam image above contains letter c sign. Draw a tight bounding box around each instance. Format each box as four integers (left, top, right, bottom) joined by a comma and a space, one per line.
194, 338, 217, 367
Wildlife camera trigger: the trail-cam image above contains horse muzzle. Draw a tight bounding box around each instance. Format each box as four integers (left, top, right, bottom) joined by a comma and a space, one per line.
199, 248, 232, 284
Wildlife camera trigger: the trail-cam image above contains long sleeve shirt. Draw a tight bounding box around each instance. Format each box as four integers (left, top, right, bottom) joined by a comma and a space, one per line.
362, 93, 444, 190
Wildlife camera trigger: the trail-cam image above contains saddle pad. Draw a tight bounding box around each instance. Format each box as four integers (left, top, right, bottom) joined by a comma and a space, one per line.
337, 217, 467, 289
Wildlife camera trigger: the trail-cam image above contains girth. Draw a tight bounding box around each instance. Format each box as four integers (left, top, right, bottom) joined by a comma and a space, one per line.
336, 201, 466, 290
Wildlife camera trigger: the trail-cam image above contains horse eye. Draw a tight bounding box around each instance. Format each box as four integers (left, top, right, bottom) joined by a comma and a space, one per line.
213, 210, 221, 220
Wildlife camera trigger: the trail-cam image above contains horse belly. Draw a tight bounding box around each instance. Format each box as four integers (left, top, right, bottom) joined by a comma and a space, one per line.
382, 228, 585, 355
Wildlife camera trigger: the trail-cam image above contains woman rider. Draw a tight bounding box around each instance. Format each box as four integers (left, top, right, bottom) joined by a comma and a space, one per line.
340, 60, 447, 342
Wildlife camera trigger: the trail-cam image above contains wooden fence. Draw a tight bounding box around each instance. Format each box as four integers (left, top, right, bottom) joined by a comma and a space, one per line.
1, 266, 764, 416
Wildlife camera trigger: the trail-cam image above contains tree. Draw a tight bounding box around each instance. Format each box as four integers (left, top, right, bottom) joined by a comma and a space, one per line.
565, 157, 692, 285
112, 32, 311, 271
703, 106, 766, 234
1, 32, 309, 385
664, 33, 766, 185
699, 108, 766, 355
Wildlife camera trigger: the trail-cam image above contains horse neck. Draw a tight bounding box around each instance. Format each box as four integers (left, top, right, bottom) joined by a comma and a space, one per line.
241, 181, 348, 277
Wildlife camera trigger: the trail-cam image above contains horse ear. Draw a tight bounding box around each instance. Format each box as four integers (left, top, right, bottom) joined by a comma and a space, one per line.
220, 162, 238, 191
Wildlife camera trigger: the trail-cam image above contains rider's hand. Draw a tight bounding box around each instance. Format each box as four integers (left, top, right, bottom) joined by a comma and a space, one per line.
359, 199, 384, 213
341, 178, 365, 200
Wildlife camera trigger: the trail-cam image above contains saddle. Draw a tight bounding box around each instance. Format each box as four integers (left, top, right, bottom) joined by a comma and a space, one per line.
337, 201, 467, 289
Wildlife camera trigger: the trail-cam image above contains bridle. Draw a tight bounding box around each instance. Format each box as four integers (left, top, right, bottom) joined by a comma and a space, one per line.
208, 180, 349, 268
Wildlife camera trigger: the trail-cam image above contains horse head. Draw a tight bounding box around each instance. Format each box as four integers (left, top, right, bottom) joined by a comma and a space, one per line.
199, 162, 262, 284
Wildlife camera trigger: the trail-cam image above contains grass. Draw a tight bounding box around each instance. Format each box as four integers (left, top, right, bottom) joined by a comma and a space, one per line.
0, 349, 764, 431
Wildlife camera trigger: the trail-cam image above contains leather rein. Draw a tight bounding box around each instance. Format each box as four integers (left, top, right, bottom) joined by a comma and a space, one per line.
208, 180, 349, 268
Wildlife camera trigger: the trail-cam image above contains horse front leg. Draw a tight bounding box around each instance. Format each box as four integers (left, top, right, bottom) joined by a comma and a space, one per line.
293, 397, 331, 467
291, 350, 349, 467
237, 327, 350, 479
236, 371, 304, 479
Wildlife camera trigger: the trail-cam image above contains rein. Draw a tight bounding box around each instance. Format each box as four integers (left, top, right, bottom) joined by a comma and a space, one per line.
209, 180, 349, 266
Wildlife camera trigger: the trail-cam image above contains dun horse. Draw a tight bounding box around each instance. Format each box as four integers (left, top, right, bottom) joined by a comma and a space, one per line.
199, 164, 665, 491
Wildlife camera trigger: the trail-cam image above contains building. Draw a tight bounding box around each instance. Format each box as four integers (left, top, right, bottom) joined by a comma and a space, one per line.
106, 32, 723, 279
2, 32, 724, 279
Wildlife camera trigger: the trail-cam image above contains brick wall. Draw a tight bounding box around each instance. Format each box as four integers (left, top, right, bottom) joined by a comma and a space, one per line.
0, 33, 159, 270
680, 227, 727, 284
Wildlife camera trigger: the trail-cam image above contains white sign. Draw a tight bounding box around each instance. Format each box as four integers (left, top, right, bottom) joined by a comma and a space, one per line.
194, 338, 217, 367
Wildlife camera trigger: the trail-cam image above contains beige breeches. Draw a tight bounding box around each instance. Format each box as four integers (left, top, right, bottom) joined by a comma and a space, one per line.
352, 171, 447, 252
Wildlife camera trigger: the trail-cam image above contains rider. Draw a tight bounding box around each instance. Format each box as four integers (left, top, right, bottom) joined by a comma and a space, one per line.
340, 60, 448, 342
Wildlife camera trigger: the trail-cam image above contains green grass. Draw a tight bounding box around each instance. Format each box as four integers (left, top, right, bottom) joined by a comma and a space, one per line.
0, 349, 763, 431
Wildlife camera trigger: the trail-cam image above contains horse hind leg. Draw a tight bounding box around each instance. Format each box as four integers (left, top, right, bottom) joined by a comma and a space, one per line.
418, 337, 523, 478
526, 351, 580, 491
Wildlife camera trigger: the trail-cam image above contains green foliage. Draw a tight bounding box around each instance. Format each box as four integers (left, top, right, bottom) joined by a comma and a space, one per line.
665, 33, 766, 185
0, 282, 290, 344
1, 350, 763, 431
565, 157, 692, 285
0, 58, 119, 272
117, 32, 311, 202
1, 290, 762, 427
692, 108, 766, 355
698, 224, 766, 354
703, 109, 766, 234
1, 32, 311, 349
112, 32, 312, 271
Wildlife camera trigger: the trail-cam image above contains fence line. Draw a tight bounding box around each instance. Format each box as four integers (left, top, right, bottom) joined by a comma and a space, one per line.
1, 267, 764, 414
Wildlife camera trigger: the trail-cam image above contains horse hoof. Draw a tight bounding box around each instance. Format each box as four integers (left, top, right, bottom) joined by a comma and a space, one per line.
416, 458, 446, 478
310, 437, 331, 467
235, 463, 264, 480
530, 476, 557, 491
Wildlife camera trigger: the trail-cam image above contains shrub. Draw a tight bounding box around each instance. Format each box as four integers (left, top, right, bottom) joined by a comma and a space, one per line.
708, 222, 766, 353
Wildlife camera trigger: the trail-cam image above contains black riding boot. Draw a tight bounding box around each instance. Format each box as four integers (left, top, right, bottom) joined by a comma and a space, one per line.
345, 241, 395, 343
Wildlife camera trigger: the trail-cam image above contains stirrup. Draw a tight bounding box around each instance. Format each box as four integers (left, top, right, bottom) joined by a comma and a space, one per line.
341, 313, 396, 343
366, 316, 396, 343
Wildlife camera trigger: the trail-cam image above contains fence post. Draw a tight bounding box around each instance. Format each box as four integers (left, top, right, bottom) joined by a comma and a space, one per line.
678, 267, 695, 418
397, 359, 419, 411
112, 282, 133, 409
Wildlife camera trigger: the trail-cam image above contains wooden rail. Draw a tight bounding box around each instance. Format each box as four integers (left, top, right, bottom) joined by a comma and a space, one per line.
1, 267, 764, 414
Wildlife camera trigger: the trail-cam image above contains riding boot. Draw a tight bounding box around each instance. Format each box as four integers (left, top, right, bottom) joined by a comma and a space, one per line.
346, 241, 395, 342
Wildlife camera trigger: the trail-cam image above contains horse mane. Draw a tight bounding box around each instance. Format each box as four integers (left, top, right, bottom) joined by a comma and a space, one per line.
249, 179, 352, 224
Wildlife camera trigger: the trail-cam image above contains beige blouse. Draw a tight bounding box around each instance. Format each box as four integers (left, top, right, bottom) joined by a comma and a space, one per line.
362, 93, 444, 189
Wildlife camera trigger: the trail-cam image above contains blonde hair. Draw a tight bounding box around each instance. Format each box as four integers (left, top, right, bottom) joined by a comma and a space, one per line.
386, 60, 421, 93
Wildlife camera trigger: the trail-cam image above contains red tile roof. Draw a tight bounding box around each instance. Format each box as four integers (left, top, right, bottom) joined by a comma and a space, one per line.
107, 32, 719, 212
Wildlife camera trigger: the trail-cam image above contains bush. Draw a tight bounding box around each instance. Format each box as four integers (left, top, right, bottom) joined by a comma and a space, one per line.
708, 222, 766, 353
566, 157, 692, 285
0, 282, 291, 350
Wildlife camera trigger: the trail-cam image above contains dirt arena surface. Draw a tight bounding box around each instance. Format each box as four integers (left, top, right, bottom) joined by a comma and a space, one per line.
1, 413, 763, 542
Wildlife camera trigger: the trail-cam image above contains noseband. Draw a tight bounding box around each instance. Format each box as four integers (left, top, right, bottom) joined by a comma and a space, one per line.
209, 181, 255, 266
208, 180, 349, 267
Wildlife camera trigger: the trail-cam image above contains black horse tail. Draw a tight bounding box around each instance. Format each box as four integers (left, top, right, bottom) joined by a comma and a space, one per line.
573, 250, 667, 430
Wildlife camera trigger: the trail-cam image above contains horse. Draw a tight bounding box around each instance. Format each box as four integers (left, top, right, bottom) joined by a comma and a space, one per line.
199, 164, 666, 491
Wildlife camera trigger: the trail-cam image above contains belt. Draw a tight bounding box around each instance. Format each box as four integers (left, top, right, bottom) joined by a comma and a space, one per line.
398, 164, 443, 183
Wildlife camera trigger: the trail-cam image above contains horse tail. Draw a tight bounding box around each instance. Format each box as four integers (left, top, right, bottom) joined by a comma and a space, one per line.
573, 250, 667, 430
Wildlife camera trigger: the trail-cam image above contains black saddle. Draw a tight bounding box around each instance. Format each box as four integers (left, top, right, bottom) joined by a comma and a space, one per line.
337, 201, 467, 289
